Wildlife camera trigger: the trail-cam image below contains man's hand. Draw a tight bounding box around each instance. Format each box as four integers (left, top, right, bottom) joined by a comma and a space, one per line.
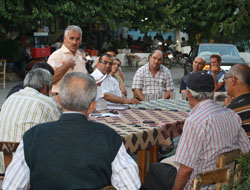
63, 58, 76, 70
125, 98, 140, 104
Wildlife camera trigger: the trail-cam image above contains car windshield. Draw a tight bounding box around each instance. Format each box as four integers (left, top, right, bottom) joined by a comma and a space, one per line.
198, 45, 240, 57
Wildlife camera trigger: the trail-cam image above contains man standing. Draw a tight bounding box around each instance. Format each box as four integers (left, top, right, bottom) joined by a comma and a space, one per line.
141, 71, 250, 190
48, 25, 87, 94
132, 49, 175, 100
91, 53, 139, 109
3, 73, 141, 190
0, 68, 61, 143
180, 56, 206, 94
208, 54, 226, 91
225, 64, 250, 134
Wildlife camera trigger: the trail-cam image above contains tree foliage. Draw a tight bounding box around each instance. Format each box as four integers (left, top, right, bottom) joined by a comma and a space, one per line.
0, 0, 249, 45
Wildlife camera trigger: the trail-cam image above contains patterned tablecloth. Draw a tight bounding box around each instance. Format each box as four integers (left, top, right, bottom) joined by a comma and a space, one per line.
126, 99, 191, 112
89, 109, 189, 153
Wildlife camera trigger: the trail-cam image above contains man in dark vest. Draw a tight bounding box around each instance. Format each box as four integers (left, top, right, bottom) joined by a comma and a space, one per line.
3, 72, 141, 190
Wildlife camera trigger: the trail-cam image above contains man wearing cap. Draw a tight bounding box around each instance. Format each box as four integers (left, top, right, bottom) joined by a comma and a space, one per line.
141, 71, 250, 190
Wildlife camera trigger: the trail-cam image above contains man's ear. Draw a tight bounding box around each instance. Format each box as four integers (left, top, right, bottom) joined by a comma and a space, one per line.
87, 101, 96, 116
56, 95, 62, 109
40, 85, 49, 96
231, 76, 237, 86
187, 90, 192, 99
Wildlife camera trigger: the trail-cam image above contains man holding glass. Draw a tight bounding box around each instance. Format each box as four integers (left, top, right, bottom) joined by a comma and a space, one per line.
132, 49, 175, 101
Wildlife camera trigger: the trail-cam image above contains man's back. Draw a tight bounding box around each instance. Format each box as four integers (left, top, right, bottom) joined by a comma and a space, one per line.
0, 87, 61, 142
23, 113, 122, 189
175, 99, 250, 189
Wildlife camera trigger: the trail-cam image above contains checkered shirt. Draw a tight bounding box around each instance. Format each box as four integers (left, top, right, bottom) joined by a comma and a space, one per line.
132, 63, 175, 95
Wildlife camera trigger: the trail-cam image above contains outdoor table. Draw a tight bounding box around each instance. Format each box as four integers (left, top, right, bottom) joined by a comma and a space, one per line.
127, 99, 191, 112
89, 109, 189, 182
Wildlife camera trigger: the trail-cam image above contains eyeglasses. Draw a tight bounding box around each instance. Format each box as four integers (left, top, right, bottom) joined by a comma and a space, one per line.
100, 60, 113, 65
223, 76, 232, 82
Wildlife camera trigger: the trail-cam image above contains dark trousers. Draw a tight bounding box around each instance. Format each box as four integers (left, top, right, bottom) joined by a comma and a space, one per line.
140, 163, 177, 190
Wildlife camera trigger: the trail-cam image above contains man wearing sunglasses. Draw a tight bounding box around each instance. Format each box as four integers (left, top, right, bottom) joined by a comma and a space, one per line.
91, 53, 139, 110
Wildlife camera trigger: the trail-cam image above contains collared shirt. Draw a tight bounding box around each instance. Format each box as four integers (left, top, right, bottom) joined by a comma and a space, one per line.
0, 87, 61, 142
132, 63, 175, 95
91, 68, 122, 99
174, 99, 250, 190
228, 93, 250, 133
2, 141, 141, 190
0, 87, 61, 174
208, 69, 226, 91
47, 45, 87, 93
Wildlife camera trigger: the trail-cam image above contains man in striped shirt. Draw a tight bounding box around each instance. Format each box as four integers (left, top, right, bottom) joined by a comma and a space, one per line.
225, 64, 250, 134
0, 68, 61, 175
141, 71, 250, 190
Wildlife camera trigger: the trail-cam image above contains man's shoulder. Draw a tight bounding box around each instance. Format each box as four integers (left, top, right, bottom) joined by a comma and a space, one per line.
228, 93, 250, 110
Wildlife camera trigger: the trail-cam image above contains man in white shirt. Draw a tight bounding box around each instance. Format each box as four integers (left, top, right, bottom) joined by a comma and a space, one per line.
91, 53, 139, 110
48, 25, 87, 94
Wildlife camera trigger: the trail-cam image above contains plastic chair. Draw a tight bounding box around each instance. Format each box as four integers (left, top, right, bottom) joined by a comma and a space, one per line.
0, 59, 7, 88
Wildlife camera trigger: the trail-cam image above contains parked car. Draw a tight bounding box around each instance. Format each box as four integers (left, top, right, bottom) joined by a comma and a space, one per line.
184, 43, 246, 75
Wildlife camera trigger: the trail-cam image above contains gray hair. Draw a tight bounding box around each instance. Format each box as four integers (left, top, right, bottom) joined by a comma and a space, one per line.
228, 64, 250, 85
64, 25, 82, 37
24, 68, 52, 91
187, 88, 214, 101
60, 72, 97, 111
196, 56, 206, 65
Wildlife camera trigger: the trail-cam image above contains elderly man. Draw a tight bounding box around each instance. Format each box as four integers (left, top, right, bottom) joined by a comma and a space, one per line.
180, 56, 205, 95
48, 25, 87, 94
132, 49, 175, 100
91, 53, 139, 109
225, 64, 250, 133
141, 71, 250, 190
0, 68, 61, 143
5, 61, 54, 99
208, 54, 226, 92
3, 72, 141, 190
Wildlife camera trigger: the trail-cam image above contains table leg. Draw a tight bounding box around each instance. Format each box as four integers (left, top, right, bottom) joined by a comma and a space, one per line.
150, 144, 159, 164
137, 149, 147, 183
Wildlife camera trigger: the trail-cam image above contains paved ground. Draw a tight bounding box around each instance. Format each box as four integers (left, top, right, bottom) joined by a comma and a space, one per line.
0, 64, 184, 108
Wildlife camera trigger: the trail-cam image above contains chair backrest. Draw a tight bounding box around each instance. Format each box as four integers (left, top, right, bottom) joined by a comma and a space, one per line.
0, 142, 19, 172
192, 168, 232, 190
216, 149, 241, 168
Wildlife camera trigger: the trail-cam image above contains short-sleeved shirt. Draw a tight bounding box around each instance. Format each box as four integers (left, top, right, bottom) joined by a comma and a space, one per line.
228, 93, 250, 133
47, 45, 87, 93
132, 63, 175, 95
208, 69, 226, 91
175, 99, 250, 190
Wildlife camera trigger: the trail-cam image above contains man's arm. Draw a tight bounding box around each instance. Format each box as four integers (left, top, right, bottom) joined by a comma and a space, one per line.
173, 164, 193, 190
52, 59, 75, 84
2, 141, 30, 190
133, 89, 145, 101
104, 93, 140, 104
111, 143, 141, 189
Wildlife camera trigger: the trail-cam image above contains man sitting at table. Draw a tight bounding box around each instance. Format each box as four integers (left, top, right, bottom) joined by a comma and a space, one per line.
91, 53, 139, 109
141, 71, 250, 190
3, 72, 141, 190
132, 49, 175, 100
225, 64, 250, 134
180, 56, 206, 95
